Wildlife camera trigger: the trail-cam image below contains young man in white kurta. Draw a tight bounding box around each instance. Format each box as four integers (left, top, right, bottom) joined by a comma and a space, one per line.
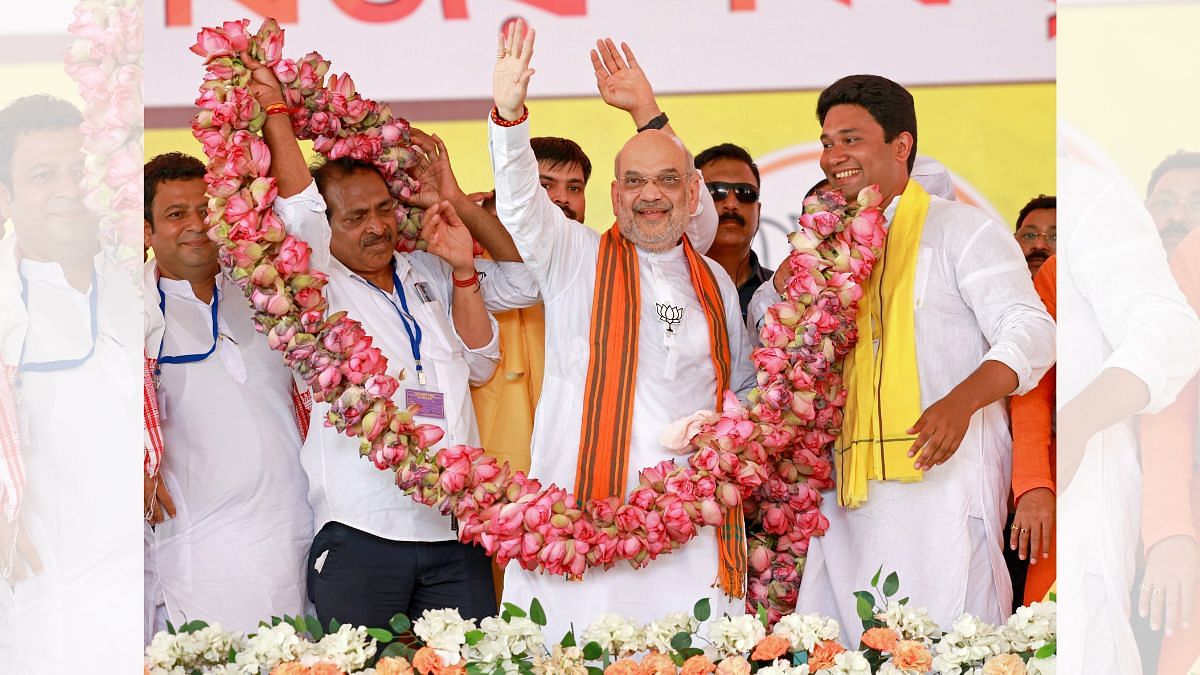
143, 153, 313, 635
488, 25, 757, 640
748, 77, 1055, 644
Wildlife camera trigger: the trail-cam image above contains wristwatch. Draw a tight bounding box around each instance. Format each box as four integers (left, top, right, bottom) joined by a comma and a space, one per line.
637, 112, 669, 133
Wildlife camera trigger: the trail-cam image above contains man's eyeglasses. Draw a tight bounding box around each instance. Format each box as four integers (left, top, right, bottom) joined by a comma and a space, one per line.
1017, 232, 1056, 243
1147, 198, 1200, 214
706, 182, 759, 204
619, 172, 690, 191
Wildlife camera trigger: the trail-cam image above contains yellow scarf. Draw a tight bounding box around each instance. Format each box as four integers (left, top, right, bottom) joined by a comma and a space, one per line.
837, 179, 929, 508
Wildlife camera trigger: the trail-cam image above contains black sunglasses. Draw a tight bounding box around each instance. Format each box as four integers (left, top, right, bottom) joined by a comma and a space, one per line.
707, 181, 759, 204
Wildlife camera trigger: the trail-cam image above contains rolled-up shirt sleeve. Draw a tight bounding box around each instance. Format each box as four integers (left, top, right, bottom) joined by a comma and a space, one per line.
271, 179, 334, 271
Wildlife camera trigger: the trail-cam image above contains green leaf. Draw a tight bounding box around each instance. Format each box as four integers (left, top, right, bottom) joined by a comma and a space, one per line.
671, 654, 685, 667
1048, 591, 1057, 603
693, 598, 711, 622
381, 642, 413, 660
854, 591, 876, 622
180, 620, 210, 634
1035, 640, 1056, 659
518, 661, 534, 675
306, 615, 325, 640
670, 631, 692, 652
582, 641, 603, 661
367, 628, 395, 643
329, 618, 341, 633
586, 668, 605, 675
756, 604, 769, 629
883, 572, 900, 598
679, 648, 705, 660
898, 597, 910, 606
503, 602, 528, 618
530, 598, 547, 627
560, 631, 577, 648
292, 616, 308, 635
871, 565, 883, 588
492, 665, 506, 675
166, 620, 177, 635
227, 646, 237, 664
390, 614, 412, 634
466, 664, 484, 675
465, 629, 486, 646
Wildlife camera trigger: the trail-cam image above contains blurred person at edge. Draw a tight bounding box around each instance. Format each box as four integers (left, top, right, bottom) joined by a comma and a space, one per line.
748, 75, 1056, 645
0, 95, 141, 670
142, 152, 313, 638
1139, 222, 1200, 674
1146, 151, 1200, 256
1014, 194, 1056, 277
1056, 156, 1200, 675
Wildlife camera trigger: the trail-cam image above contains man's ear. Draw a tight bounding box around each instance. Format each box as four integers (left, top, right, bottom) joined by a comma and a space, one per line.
893, 131, 914, 167
686, 172, 700, 215
611, 179, 620, 216
144, 218, 155, 252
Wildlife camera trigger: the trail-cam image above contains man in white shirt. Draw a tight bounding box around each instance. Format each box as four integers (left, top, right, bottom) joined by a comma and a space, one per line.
143, 152, 313, 635
748, 75, 1055, 643
488, 22, 756, 640
245, 56, 502, 627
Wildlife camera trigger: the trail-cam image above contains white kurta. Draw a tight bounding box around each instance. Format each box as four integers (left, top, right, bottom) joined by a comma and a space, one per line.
1056, 158, 1200, 675
272, 183, 501, 542
489, 120, 757, 641
749, 192, 1056, 644
0, 233, 143, 673
144, 260, 313, 634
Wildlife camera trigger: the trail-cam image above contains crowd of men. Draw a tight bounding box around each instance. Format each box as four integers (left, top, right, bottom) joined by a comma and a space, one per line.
3, 18, 1200, 675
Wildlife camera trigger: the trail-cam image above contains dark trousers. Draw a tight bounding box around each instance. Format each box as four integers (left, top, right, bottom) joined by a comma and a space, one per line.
306, 521, 497, 628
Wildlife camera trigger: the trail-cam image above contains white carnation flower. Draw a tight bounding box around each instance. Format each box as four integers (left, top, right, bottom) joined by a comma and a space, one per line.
468, 615, 545, 664
772, 613, 840, 652
582, 613, 644, 656
1026, 655, 1055, 674
1003, 601, 1056, 653
758, 658, 810, 675
642, 612, 700, 654
876, 603, 942, 643
818, 650, 870, 675
931, 614, 1009, 674
314, 624, 377, 672
414, 607, 478, 665
236, 622, 309, 671
707, 615, 767, 658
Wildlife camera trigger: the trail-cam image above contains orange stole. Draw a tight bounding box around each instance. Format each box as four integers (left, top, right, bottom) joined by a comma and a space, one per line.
574, 226, 745, 598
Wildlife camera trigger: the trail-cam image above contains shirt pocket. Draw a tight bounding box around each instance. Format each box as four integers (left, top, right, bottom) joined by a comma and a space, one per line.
913, 246, 934, 310
415, 298, 461, 362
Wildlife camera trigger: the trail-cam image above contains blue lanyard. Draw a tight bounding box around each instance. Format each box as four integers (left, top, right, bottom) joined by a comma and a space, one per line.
17, 267, 99, 373
155, 280, 219, 375
363, 269, 425, 385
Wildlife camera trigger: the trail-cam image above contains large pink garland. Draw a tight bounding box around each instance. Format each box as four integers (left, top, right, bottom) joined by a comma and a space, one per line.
189, 20, 886, 619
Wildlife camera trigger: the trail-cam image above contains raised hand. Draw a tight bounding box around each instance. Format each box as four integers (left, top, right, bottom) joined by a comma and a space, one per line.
420, 200, 477, 275
241, 50, 285, 106
591, 38, 657, 121
405, 128, 466, 210
492, 19, 536, 121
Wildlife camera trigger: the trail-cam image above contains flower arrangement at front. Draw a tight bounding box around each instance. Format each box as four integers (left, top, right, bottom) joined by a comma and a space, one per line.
144, 575, 1057, 674
187, 18, 884, 608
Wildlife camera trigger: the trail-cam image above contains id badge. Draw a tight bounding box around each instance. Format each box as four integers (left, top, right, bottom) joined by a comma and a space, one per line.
406, 388, 446, 419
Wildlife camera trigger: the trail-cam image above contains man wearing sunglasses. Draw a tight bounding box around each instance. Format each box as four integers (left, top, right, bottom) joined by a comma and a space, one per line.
695, 143, 769, 319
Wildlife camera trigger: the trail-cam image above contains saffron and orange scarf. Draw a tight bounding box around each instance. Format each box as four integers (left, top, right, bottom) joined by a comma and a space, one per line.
574, 226, 745, 598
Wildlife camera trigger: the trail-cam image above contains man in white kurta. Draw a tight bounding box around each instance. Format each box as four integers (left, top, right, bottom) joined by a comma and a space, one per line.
143, 153, 312, 635
749, 76, 1055, 644
488, 24, 757, 642
0, 95, 142, 673
1056, 156, 1200, 675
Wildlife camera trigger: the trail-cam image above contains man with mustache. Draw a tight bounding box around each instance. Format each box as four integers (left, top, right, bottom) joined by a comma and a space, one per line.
142, 152, 313, 636
695, 143, 769, 319
244, 55, 506, 628
489, 21, 756, 639
1014, 194, 1055, 276
750, 75, 1055, 643
1147, 151, 1200, 256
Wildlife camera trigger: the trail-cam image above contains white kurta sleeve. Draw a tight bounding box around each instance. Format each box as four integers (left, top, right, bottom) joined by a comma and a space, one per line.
488, 118, 595, 301
745, 279, 780, 347
951, 209, 1056, 396
721, 274, 758, 398
271, 180, 334, 272
683, 168, 718, 255
476, 260, 541, 313
1065, 179, 1200, 413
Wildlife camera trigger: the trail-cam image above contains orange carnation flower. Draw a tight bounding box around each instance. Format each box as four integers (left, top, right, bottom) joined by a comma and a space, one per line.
860, 627, 900, 653
680, 654, 717, 675
605, 657, 642, 675
891, 640, 933, 672
271, 664, 309, 675
750, 635, 790, 661
377, 656, 417, 675
807, 640, 846, 671
310, 663, 345, 675
413, 647, 446, 675
641, 651, 677, 675
714, 655, 750, 675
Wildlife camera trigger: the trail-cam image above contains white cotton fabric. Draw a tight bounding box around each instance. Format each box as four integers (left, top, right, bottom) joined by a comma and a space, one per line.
144, 259, 313, 635
273, 183, 501, 542
488, 119, 757, 642
1056, 158, 1200, 675
747, 190, 1056, 646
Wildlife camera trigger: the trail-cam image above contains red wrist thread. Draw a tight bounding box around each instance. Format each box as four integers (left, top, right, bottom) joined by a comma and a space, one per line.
490, 105, 528, 127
